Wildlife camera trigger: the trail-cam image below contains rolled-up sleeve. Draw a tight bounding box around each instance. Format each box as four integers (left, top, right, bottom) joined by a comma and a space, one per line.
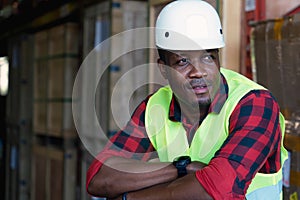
196, 90, 282, 199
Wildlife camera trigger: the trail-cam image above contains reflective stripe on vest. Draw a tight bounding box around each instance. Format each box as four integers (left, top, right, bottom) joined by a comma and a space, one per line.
145, 68, 288, 199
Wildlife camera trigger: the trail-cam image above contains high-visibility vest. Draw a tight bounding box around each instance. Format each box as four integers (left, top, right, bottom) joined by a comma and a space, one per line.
145, 68, 288, 199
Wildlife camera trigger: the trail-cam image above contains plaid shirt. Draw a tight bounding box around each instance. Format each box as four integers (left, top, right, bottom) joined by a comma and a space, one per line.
87, 74, 282, 199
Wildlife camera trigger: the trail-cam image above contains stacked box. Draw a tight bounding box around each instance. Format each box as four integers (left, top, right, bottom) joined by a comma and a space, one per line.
48, 57, 78, 99
48, 23, 79, 55
32, 144, 78, 200
81, 0, 111, 148
18, 35, 34, 200
33, 31, 49, 133
33, 23, 79, 138
32, 147, 47, 200
33, 60, 48, 133
48, 58, 65, 98
33, 102, 47, 134
47, 101, 75, 137
108, 0, 148, 134
34, 31, 48, 58
47, 57, 77, 137
33, 60, 48, 99
32, 145, 64, 200
32, 22, 80, 199
47, 102, 63, 137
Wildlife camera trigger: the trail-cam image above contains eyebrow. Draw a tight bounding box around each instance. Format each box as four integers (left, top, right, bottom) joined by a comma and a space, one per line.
207, 49, 219, 53
172, 49, 218, 57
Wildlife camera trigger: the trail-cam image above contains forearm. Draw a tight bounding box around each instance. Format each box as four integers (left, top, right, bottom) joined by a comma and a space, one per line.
119, 174, 212, 200
105, 160, 209, 200
88, 157, 177, 198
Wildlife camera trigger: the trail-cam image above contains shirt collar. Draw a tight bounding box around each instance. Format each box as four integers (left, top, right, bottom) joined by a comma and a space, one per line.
169, 73, 228, 122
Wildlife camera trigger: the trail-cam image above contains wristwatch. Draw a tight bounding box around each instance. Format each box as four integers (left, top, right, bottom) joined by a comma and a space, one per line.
173, 156, 191, 177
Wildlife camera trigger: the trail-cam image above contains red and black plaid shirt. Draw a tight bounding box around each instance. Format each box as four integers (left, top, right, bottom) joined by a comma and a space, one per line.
87, 74, 282, 199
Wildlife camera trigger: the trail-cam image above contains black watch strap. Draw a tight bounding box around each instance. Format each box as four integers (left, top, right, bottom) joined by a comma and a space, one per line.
173, 156, 191, 177
177, 164, 188, 177
122, 192, 127, 200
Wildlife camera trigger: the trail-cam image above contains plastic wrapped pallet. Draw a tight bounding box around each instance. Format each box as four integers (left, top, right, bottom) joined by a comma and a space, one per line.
252, 12, 300, 200
265, 19, 285, 108
282, 13, 300, 200
282, 14, 300, 118
252, 22, 268, 87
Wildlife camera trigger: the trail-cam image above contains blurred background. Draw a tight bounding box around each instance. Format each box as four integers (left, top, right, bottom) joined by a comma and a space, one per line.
0, 0, 299, 200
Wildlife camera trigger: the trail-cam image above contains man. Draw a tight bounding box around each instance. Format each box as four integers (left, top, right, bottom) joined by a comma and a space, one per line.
87, 0, 287, 199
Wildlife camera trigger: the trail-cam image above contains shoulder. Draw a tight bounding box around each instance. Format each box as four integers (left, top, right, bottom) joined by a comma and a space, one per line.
231, 89, 280, 122
131, 93, 154, 117
229, 89, 281, 134
239, 89, 279, 106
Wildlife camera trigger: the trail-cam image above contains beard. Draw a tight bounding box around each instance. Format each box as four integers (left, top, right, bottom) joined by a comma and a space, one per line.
197, 97, 212, 107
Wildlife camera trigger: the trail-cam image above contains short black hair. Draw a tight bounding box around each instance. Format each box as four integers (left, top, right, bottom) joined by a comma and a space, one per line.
157, 48, 168, 63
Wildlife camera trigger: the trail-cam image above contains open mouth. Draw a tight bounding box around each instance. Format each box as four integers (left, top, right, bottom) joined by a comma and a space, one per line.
187, 79, 211, 95
192, 84, 207, 89
192, 85, 208, 94
191, 84, 209, 94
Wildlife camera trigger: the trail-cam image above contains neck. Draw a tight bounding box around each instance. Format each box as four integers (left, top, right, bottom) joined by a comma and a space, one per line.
179, 101, 209, 125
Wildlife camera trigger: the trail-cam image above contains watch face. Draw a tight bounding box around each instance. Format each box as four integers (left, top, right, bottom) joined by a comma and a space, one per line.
177, 159, 187, 166
174, 156, 191, 166
177, 156, 191, 161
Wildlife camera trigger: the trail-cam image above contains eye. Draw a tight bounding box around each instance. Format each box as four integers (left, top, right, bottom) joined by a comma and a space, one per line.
201, 54, 216, 65
176, 58, 189, 66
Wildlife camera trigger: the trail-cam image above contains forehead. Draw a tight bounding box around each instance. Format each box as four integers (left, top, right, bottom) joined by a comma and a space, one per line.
167, 49, 218, 58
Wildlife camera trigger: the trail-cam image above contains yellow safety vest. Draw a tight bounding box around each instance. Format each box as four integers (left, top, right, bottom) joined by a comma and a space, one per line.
145, 68, 288, 199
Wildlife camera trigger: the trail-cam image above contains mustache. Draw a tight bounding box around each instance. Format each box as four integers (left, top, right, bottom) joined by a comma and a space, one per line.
188, 78, 211, 87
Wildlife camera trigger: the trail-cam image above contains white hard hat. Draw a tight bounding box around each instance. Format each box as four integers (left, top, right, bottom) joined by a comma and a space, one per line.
155, 0, 225, 50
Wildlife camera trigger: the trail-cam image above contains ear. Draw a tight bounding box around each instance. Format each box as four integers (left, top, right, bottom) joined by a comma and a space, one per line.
157, 58, 168, 79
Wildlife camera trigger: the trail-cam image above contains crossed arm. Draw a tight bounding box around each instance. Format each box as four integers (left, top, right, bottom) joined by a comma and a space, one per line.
87, 156, 212, 200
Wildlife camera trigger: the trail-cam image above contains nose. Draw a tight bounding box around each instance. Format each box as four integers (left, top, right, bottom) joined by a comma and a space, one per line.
188, 61, 207, 78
